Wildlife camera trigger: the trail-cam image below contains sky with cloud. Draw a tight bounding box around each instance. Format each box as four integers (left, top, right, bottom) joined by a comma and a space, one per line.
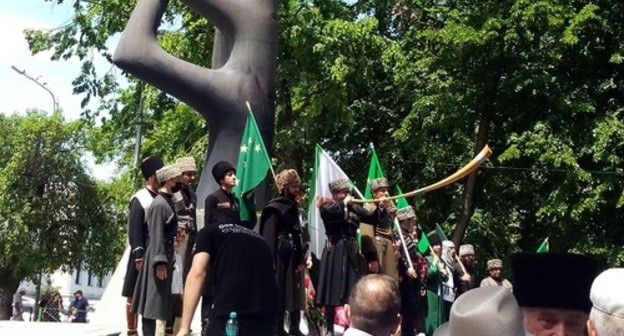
0, 1, 119, 179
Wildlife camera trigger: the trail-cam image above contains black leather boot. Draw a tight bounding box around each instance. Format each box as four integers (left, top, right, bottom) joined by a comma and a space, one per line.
289, 310, 305, 336
276, 312, 289, 336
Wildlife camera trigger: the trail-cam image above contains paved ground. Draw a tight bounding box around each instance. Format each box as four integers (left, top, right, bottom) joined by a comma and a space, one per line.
0, 321, 121, 336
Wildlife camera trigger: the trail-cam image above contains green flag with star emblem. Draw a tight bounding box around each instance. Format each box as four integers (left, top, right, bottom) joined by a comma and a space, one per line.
364, 143, 385, 200
233, 110, 272, 221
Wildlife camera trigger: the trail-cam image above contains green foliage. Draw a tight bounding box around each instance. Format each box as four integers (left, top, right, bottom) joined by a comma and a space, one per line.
0, 111, 124, 292
24, 0, 624, 269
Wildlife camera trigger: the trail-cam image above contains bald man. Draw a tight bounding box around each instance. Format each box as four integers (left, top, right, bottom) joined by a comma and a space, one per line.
344, 275, 402, 336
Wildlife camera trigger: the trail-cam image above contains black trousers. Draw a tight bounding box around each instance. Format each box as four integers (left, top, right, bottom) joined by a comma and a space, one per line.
142, 317, 155, 336
206, 315, 276, 336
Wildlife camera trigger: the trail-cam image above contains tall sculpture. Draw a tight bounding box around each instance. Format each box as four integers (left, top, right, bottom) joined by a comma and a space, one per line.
114, 0, 278, 205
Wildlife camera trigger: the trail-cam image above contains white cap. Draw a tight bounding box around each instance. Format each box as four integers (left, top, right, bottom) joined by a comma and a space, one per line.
459, 244, 475, 257
590, 268, 624, 318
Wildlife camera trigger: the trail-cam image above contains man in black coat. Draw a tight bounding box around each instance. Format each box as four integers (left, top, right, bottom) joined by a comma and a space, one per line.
122, 156, 163, 336
260, 169, 311, 336
204, 161, 239, 224
315, 178, 392, 336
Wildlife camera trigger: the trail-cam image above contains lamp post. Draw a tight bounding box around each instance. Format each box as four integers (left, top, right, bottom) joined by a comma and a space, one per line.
11, 65, 58, 113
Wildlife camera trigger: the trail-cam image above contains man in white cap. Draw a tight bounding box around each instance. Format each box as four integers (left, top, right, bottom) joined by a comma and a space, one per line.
132, 163, 184, 336
587, 268, 624, 336
454, 244, 477, 298
480, 258, 512, 291
511, 252, 599, 336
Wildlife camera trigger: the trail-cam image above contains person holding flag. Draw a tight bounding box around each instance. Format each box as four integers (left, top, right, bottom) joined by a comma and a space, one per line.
423, 233, 450, 335
395, 206, 429, 336
315, 177, 392, 336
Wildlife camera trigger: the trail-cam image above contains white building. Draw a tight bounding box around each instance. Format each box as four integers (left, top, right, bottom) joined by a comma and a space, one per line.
19, 267, 112, 300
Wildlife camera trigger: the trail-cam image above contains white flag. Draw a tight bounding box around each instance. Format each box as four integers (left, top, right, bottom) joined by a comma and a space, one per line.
307, 145, 363, 258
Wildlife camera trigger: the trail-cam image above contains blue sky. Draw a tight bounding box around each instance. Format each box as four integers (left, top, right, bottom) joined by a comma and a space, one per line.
0, 0, 117, 179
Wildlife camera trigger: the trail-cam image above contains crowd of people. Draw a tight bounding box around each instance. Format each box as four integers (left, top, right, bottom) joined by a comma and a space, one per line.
116, 156, 623, 336
11, 288, 90, 323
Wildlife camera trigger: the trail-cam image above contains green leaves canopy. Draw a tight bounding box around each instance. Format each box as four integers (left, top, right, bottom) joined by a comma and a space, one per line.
0, 111, 124, 306
23, 0, 624, 267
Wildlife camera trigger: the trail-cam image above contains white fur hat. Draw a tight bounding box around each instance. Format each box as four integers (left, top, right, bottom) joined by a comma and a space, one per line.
175, 156, 196, 172
396, 206, 416, 221
459, 244, 475, 257
156, 164, 183, 183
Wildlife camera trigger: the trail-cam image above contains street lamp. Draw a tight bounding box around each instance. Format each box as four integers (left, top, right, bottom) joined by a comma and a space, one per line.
11, 65, 59, 113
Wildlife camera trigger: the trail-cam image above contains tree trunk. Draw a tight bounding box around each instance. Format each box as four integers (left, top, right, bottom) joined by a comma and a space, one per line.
452, 70, 502, 245
0, 280, 19, 320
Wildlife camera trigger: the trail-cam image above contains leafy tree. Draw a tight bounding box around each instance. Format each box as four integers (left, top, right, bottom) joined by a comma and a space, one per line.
0, 111, 124, 320
23, 0, 624, 274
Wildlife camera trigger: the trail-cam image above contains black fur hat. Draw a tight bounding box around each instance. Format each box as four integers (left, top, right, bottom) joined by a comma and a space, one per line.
140, 156, 164, 180
427, 232, 442, 246
212, 161, 236, 183
511, 252, 599, 313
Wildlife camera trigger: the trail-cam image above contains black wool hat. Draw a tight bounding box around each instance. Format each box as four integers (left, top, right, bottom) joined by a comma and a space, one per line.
510, 252, 599, 313
428, 232, 442, 246
212, 161, 236, 183
140, 156, 164, 180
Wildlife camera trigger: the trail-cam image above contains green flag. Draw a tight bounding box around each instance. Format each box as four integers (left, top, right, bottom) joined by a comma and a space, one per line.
435, 223, 449, 242
233, 109, 272, 221
536, 237, 549, 253
395, 186, 430, 254
364, 143, 385, 199
395, 185, 410, 209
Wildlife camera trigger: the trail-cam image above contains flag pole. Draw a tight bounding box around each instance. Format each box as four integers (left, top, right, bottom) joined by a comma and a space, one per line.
245, 101, 278, 187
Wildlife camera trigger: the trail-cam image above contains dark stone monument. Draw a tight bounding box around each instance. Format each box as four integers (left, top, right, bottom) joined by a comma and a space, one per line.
114, 0, 277, 206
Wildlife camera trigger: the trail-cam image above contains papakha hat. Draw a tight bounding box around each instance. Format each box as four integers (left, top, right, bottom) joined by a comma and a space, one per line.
211, 161, 236, 183
487, 259, 503, 270
175, 156, 196, 172
276, 169, 301, 191
511, 252, 599, 313
328, 178, 350, 193
459, 244, 475, 257
369, 177, 389, 192
434, 286, 529, 336
140, 156, 164, 180
396, 206, 416, 221
428, 232, 442, 246
156, 164, 183, 183
590, 268, 624, 318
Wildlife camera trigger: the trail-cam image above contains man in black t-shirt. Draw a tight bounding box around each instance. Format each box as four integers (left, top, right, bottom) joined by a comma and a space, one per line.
177, 208, 278, 336
200, 160, 240, 334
